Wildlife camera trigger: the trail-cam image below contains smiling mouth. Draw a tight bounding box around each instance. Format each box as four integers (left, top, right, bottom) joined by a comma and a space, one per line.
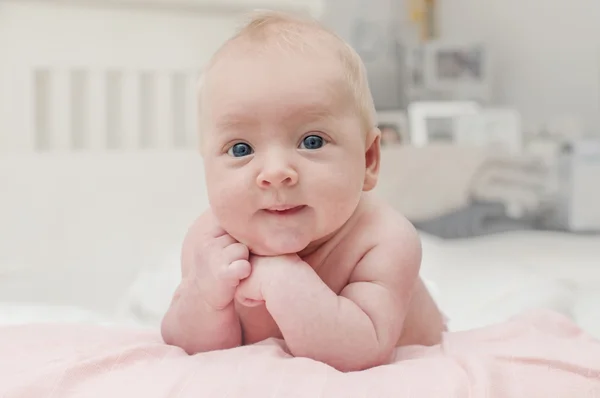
264, 205, 307, 215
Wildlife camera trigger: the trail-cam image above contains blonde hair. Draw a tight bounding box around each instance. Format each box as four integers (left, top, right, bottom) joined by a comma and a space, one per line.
197, 10, 377, 145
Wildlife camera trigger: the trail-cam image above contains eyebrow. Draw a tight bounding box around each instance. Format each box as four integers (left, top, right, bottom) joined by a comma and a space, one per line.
294, 106, 336, 122
214, 114, 258, 131
215, 103, 336, 131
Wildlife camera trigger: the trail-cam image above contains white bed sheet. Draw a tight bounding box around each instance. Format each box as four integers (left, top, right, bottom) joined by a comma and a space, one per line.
1, 231, 598, 341
418, 231, 600, 338
106, 230, 600, 339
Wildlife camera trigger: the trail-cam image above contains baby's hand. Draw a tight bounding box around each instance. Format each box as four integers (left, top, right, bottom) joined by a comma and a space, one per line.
185, 216, 251, 311
235, 254, 301, 307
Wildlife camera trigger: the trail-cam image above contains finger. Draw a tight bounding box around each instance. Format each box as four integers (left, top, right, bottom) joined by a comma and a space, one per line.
237, 297, 263, 307
219, 260, 251, 286
222, 242, 249, 264
204, 224, 227, 240
234, 283, 263, 307
213, 233, 237, 248
229, 259, 251, 280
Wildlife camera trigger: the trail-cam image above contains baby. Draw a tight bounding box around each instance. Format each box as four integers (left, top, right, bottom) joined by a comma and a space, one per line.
161, 10, 446, 372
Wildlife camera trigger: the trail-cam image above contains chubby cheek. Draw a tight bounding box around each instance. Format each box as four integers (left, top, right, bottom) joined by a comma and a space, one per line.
311, 162, 364, 231
206, 169, 255, 237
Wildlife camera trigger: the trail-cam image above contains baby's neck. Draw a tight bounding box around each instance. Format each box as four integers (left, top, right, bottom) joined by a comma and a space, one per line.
297, 231, 336, 258
297, 194, 368, 261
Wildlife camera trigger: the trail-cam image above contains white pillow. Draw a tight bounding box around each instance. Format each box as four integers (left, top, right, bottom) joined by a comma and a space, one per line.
116, 249, 182, 328
418, 232, 577, 332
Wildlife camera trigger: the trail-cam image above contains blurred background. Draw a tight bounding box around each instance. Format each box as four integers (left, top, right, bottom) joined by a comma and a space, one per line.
0, 0, 598, 339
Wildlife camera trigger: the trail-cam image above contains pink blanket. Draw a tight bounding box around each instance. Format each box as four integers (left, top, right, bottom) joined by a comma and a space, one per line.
1, 310, 599, 397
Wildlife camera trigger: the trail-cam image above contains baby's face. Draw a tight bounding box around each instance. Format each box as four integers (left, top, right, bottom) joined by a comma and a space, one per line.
201, 47, 375, 255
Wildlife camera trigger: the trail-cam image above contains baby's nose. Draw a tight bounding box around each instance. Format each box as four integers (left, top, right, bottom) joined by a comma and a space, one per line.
256, 164, 298, 189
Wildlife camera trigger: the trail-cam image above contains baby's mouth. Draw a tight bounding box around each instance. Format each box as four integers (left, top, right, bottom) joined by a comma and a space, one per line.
263, 205, 307, 216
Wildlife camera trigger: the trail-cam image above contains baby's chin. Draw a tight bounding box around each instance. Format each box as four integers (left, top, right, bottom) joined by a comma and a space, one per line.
246, 235, 311, 257
248, 242, 306, 257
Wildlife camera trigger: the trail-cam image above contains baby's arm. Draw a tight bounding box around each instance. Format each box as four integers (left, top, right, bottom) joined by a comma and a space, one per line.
263, 223, 421, 372
161, 212, 249, 354
161, 277, 241, 354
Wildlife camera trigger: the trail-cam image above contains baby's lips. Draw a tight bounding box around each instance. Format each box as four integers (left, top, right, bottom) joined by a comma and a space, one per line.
263, 205, 307, 215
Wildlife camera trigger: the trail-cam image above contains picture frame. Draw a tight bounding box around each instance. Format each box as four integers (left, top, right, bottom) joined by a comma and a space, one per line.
376, 110, 409, 147
421, 40, 493, 103
407, 101, 481, 146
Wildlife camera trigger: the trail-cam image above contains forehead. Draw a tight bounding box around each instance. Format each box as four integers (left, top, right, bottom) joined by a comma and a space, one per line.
202, 44, 352, 125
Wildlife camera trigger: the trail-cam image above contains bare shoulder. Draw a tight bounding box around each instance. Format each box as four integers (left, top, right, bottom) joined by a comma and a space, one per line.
340, 195, 428, 349
350, 195, 422, 284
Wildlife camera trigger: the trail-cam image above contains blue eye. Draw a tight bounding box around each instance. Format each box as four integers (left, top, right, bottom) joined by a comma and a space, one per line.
300, 135, 324, 150
228, 143, 253, 157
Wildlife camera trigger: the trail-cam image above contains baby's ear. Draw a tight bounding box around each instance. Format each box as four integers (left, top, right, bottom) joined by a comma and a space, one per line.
363, 127, 381, 192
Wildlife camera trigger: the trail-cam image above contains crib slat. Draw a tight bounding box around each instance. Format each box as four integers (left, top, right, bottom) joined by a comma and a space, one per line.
87, 70, 107, 151
14, 67, 37, 152
106, 70, 123, 150
138, 71, 156, 149
121, 70, 141, 150
50, 69, 71, 151
32, 69, 51, 152
185, 70, 201, 150
171, 71, 187, 149
70, 69, 88, 151
155, 71, 172, 150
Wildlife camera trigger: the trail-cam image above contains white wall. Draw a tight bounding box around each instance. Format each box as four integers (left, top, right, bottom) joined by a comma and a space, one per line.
320, 0, 410, 110
438, 0, 600, 136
